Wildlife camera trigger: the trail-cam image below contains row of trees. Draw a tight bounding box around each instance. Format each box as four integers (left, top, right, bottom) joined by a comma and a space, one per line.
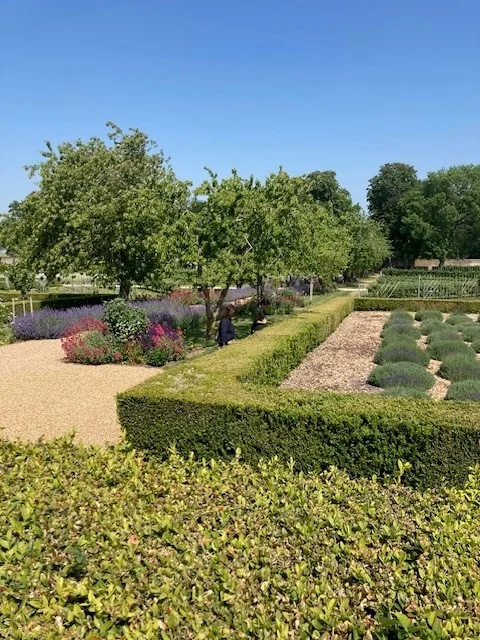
1, 123, 390, 334
368, 163, 480, 265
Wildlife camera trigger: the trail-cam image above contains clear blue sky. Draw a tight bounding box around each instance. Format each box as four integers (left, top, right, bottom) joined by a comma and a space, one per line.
1, 0, 479, 212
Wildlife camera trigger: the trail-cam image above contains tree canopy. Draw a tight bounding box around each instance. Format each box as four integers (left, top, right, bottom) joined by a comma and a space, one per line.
367, 163, 480, 265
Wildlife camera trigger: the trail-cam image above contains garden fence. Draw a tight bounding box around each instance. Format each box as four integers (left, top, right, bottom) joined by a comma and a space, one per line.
364, 274, 480, 299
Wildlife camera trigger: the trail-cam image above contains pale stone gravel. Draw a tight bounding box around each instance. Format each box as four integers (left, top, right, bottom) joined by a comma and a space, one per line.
0, 340, 158, 445
281, 312, 389, 393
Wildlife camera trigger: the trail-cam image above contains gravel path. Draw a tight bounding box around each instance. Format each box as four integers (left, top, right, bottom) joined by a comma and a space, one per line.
281, 312, 389, 393
0, 340, 158, 445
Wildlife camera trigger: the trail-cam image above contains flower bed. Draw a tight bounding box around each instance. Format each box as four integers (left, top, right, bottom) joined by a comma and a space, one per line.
61, 300, 188, 367
11, 298, 204, 341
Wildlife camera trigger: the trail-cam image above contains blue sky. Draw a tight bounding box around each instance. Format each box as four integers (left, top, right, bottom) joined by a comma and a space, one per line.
1, 0, 479, 211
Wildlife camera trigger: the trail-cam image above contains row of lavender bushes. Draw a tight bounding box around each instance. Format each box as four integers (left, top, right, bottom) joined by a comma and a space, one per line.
12, 299, 205, 341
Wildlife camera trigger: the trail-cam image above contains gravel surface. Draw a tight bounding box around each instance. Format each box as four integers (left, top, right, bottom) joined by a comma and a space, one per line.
0, 340, 158, 445
281, 311, 389, 393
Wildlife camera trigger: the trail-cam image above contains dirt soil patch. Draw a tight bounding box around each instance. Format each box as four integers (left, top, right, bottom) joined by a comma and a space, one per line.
281, 311, 389, 393
0, 340, 158, 445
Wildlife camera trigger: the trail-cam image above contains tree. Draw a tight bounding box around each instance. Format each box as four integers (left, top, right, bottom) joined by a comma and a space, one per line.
1, 123, 189, 297
344, 217, 390, 280
178, 169, 257, 337
6, 263, 35, 296
367, 163, 419, 261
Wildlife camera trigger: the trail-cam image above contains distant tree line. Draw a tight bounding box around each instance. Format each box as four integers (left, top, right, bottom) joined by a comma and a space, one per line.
368, 162, 480, 266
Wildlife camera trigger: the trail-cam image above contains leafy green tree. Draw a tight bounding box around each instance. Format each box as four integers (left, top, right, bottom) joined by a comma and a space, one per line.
6, 263, 35, 296
367, 163, 419, 261
178, 169, 256, 337
1, 123, 189, 297
344, 217, 390, 280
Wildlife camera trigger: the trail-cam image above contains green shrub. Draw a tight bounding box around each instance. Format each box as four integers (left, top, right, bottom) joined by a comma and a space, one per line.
0, 325, 13, 345
379, 335, 418, 350
383, 316, 413, 330
103, 298, 149, 342
439, 354, 480, 382
427, 330, 463, 345
421, 319, 456, 336
428, 340, 476, 361
368, 362, 435, 390
472, 339, 480, 353
4, 440, 480, 637
461, 324, 480, 343
446, 313, 472, 326
374, 343, 429, 366
381, 324, 421, 340
382, 386, 430, 399
446, 380, 480, 401
390, 308, 412, 319
414, 309, 443, 322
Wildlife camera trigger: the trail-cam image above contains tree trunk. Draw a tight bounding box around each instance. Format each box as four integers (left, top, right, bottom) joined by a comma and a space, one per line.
201, 286, 215, 339
215, 277, 233, 320
119, 279, 132, 299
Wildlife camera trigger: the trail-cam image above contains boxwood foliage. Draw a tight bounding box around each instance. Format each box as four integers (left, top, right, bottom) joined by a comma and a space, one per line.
355, 297, 480, 313
368, 362, 435, 390
374, 343, 430, 367
439, 354, 480, 382
446, 379, 480, 401
428, 340, 476, 361
3, 439, 480, 638
119, 295, 480, 489
414, 309, 443, 322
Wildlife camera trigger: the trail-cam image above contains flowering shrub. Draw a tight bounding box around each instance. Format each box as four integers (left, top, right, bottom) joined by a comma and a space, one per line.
103, 299, 149, 342
168, 289, 201, 305
0, 300, 9, 325
63, 316, 108, 337
140, 323, 186, 366
61, 331, 122, 365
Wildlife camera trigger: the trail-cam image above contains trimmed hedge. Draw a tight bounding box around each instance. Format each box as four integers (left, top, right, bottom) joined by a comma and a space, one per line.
355, 297, 480, 313
119, 293, 480, 489
4, 440, 480, 637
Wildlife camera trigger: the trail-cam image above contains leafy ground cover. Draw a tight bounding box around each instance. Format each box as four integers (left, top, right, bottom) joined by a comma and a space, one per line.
2, 438, 480, 639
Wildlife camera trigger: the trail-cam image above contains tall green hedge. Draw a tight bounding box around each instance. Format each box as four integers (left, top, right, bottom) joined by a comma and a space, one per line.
118, 294, 480, 488
355, 297, 480, 313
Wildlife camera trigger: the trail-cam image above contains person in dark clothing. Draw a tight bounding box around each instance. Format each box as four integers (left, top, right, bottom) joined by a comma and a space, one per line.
250, 298, 269, 334
216, 305, 236, 347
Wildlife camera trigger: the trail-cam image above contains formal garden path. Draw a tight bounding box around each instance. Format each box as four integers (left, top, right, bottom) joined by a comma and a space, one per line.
0, 340, 158, 445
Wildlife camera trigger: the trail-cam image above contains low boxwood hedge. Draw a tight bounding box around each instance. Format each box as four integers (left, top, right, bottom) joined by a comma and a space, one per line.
3, 439, 480, 637
119, 293, 480, 489
355, 297, 480, 313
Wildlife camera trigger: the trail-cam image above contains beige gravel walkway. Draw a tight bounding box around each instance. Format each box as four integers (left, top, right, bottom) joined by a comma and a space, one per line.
281, 311, 389, 393
0, 340, 158, 445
